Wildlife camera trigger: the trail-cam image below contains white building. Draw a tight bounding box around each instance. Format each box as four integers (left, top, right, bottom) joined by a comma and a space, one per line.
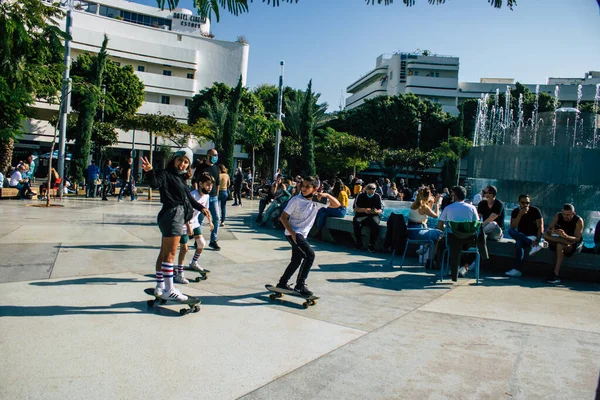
18, 0, 249, 169
346, 51, 599, 114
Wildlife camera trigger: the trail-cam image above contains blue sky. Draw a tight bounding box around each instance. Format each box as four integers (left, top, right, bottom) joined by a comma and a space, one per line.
135, 0, 600, 111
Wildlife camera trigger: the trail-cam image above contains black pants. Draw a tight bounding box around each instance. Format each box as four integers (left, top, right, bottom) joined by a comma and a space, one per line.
257, 196, 272, 219
279, 234, 315, 286
353, 216, 380, 247
102, 180, 112, 199
233, 185, 242, 204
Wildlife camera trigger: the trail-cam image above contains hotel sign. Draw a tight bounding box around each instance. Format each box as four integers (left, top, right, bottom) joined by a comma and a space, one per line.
172, 12, 205, 29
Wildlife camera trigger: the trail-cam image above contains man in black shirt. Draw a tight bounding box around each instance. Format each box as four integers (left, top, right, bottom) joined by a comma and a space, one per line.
505, 194, 544, 277
353, 183, 383, 253
192, 148, 221, 250
477, 185, 505, 241
118, 157, 136, 202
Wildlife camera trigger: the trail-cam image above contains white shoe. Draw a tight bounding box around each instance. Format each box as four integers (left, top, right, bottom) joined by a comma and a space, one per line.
154, 286, 164, 297
458, 266, 467, 277
162, 287, 188, 301
188, 261, 205, 272
416, 246, 425, 255
529, 245, 542, 256
174, 273, 189, 284
505, 269, 522, 277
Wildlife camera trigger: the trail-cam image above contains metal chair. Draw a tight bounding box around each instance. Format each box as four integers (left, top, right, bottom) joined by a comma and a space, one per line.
391, 227, 435, 269
440, 221, 482, 284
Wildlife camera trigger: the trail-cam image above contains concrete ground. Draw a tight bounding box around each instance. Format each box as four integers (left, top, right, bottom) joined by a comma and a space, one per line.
0, 197, 598, 400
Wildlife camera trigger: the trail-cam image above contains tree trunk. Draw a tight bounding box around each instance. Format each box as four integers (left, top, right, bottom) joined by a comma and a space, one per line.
251, 145, 255, 200
0, 137, 14, 175
148, 131, 153, 201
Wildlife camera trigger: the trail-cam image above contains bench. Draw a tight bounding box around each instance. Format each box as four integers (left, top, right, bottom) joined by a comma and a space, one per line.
319, 217, 599, 279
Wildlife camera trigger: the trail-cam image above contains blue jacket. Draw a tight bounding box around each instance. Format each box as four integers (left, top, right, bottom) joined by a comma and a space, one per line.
87, 164, 100, 181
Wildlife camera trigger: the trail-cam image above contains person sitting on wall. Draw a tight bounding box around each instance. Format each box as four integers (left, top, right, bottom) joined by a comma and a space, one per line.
9, 164, 35, 199
353, 183, 383, 253
543, 203, 584, 284
505, 194, 544, 277
477, 185, 505, 241
387, 183, 399, 200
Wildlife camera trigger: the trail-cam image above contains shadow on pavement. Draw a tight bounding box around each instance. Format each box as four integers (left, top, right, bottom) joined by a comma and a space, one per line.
478, 274, 600, 292
59, 244, 159, 251
316, 261, 398, 273
30, 277, 153, 286
0, 301, 183, 317
327, 271, 452, 292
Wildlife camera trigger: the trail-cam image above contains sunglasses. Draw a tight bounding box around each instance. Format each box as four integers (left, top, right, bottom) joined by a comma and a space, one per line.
520, 201, 530, 205
482, 191, 488, 194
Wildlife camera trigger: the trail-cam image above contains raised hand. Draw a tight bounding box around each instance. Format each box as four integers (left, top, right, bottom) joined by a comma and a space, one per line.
141, 157, 153, 172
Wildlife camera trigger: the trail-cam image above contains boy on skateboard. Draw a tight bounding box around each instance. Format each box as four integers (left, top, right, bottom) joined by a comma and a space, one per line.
276, 176, 341, 297
176, 172, 214, 283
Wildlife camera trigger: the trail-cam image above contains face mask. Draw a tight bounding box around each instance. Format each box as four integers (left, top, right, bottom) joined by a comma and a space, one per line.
367, 193, 375, 198
211, 156, 218, 164
201, 188, 210, 194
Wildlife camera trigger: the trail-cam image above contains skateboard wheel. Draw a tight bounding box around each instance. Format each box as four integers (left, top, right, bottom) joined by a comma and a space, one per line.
269, 294, 277, 301
195, 277, 202, 283
147, 300, 155, 307
201, 275, 207, 281
310, 300, 317, 306
302, 302, 309, 309
179, 308, 188, 315
193, 305, 201, 313
276, 293, 283, 298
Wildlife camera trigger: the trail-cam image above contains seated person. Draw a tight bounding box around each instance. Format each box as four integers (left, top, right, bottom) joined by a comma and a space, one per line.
505, 194, 544, 277
353, 183, 383, 252
477, 185, 505, 241
353, 179, 363, 198
9, 164, 35, 199
258, 180, 292, 226
407, 188, 443, 265
315, 179, 348, 237
436, 186, 488, 281
257, 174, 283, 223
543, 204, 584, 284
38, 168, 61, 200
387, 183, 398, 200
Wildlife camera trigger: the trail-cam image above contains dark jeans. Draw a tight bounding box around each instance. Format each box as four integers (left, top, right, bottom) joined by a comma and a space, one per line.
102, 180, 112, 199
87, 181, 97, 198
198, 196, 220, 242
279, 234, 315, 286
13, 182, 31, 199
508, 228, 534, 271
233, 185, 242, 205
118, 178, 135, 201
257, 196, 272, 219
353, 216, 380, 247
218, 190, 228, 223
316, 207, 347, 230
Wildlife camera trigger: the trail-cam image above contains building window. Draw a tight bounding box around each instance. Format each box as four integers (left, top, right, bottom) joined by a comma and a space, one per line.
99, 5, 121, 18
163, 70, 172, 76
185, 99, 192, 107
177, 34, 182, 41
413, 71, 419, 76
186, 72, 194, 79
137, 66, 145, 72
389, 71, 393, 81
161, 96, 170, 104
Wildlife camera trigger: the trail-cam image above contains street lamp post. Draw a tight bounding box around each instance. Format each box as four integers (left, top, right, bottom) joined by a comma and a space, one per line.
273, 60, 284, 180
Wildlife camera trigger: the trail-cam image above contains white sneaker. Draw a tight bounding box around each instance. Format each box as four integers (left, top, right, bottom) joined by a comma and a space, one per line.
154, 286, 164, 297
458, 266, 467, 277
505, 269, 522, 277
188, 261, 205, 272
529, 245, 542, 256
162, 287, 188, 302
416, 246, 425, 255
174, 273, 189, 284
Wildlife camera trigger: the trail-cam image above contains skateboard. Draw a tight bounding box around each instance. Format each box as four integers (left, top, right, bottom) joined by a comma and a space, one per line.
183, 266, 211, 282
144, 288, 201, 315
265, 284, 319, 308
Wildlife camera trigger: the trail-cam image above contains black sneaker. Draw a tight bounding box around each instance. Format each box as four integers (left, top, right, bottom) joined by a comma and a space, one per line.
546, 273, 561, 284
276, 282, 293, 291
294, 284, 313, 297
354, 242, 362, 250
209, 241, 221, 251
368, 245, 375, 253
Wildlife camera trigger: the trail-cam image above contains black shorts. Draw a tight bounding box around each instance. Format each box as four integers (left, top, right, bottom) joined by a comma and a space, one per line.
549, 241, 583, 257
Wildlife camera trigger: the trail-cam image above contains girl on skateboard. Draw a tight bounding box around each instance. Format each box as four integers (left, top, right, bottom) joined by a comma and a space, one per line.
276, 176, 341, 296
176, 173, 214, 283
142, 148, 209, 301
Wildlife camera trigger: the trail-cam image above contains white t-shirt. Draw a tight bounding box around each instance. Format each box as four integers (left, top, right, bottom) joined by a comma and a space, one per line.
283, 194, 327, 238
439, 201, 479, 223
183, 190, 209, 233
9, 171, 22, 187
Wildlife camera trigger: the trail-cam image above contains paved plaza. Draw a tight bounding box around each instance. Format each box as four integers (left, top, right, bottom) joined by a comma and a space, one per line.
0, 198, 599, 400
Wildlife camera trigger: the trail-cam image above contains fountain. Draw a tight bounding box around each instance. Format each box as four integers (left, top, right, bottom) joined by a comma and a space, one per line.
467, 85, 600, 247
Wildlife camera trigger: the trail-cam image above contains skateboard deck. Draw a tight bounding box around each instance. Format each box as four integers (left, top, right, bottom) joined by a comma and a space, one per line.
265, 284, 319, 308
182, 266, 211, 282
144, 288, 201, 315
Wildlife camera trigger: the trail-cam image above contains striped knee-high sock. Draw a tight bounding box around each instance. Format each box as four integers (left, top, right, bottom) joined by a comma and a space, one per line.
161, 262, 174, 291
192, 252, 201, 264
177, 264, 184, 276
156, 271, 164, 288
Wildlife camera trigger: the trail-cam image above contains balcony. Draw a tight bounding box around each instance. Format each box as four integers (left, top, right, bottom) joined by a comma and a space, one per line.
138, 102, 188, 120
347, 66, 389, 93
135, 71, 196, 95
406, 76, 458, 90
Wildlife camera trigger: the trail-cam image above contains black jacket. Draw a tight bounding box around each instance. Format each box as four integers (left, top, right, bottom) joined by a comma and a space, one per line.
146, 167, 205, 221
384, 212, 408, 253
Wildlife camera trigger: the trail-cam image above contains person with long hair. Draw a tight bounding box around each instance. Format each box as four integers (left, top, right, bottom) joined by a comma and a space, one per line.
315, 179, 348, 237
407, 188, 442, 265
232, 166, 243, 206
217, 164, 231, 227
142, 148, 209, 301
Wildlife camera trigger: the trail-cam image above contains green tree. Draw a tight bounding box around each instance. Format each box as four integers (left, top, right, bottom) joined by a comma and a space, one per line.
0, 0, 65, 173
156, 0, 516, 22
222, 76, 243, 173
299, 80, 317, 176
71, 35, 109, 184
435, 136, 472, 187
200, 97, 228, 150
315, 127, 379, 178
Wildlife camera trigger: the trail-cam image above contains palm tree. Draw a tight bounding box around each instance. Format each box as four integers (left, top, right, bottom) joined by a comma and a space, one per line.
156, 0, 516, 21
201, 97, 229, 150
